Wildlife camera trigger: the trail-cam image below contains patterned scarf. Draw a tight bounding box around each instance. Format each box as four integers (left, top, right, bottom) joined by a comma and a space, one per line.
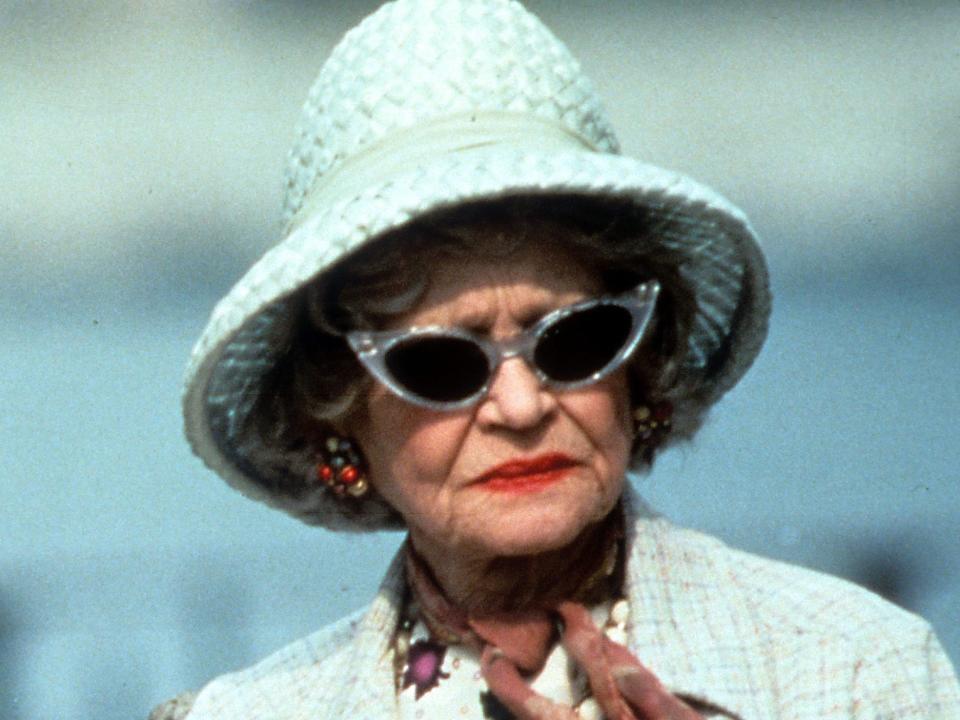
403, 528, 704, 720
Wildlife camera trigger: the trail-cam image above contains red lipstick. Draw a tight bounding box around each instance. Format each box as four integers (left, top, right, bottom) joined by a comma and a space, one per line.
474, 453, 578, 493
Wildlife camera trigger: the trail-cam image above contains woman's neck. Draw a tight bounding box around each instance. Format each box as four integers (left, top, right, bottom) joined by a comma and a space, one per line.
408, 509, 622, 615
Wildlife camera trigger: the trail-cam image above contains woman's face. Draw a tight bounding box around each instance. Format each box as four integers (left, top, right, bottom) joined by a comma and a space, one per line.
350, 242, 633, 561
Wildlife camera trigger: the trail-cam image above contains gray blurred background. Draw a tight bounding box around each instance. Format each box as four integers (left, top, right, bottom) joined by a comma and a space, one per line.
2, 2, 958, 718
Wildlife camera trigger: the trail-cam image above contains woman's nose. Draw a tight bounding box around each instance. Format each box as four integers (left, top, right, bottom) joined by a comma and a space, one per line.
475, 356, 557, 430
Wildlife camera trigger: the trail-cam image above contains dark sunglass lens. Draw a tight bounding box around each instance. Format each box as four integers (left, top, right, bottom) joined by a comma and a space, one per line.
385, 336, 489, 403
534, 305, 633, 382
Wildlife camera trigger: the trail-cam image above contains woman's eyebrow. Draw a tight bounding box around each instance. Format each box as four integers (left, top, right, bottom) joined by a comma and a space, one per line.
409, 306, 493, 333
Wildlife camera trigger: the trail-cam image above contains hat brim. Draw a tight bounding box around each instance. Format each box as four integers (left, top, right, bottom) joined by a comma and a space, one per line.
183, 146, 770, 528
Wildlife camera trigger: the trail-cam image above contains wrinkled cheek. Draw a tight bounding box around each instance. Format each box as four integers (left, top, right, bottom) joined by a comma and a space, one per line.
601, 382, 633, 470
597, 471, 626, 521
382, 451, 458, 531
597, 395, 633, 513
612, 376, 634, 442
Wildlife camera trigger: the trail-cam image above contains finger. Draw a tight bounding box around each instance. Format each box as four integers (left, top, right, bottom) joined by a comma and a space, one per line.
605, 640, 704, 720
480, 645, 578, 720
556, 602, 635, 720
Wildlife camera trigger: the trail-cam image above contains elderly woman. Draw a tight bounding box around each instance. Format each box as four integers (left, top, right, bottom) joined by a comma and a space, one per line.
154, 1, 959, 718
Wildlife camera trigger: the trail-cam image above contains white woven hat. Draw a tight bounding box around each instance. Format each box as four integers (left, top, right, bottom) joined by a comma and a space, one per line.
183, 0, 770, 529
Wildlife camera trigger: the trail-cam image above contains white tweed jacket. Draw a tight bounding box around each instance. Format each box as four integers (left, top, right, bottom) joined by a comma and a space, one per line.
154, 491, 960, 719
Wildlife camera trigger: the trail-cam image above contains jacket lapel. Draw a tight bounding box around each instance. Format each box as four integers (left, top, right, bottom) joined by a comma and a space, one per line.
622, 488, 774, 719
324, 551, 405, 720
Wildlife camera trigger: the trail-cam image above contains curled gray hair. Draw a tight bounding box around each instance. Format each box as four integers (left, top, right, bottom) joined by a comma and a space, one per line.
240, 196, 705, 527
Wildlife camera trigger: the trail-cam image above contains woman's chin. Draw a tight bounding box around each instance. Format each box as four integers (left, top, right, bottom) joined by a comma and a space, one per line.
459, 504, 602, 559
450, 478, 618, 558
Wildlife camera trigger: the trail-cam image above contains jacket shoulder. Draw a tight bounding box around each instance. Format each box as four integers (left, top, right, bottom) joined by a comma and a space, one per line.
714, 534, 927, 640
657, 518, 929, 639
644, 518, 960, 715
148, 609, 366, 719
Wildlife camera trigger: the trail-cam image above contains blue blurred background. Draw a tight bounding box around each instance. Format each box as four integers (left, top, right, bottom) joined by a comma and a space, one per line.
2, 2, 958, 718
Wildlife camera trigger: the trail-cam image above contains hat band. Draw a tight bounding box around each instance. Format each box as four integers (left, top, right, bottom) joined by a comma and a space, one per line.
287, 111, 603, 232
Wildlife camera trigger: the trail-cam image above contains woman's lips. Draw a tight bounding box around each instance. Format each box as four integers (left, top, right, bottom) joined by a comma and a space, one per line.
473, 453, 578, 493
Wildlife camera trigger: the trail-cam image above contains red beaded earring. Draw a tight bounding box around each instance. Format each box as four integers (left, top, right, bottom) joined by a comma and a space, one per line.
315, 435, 369, 498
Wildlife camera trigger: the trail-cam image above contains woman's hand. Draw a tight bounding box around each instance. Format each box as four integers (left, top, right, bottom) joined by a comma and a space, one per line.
480, 603, 704, 720
559, 602, 704, 720
602, 638, 705, 719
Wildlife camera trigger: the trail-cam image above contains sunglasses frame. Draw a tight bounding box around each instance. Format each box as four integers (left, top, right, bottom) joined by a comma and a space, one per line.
346, 280, 660, 411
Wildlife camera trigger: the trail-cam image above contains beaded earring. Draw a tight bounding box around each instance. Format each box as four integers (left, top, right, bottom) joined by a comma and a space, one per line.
315, 435, 369, 498
633, 400, 673, 458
